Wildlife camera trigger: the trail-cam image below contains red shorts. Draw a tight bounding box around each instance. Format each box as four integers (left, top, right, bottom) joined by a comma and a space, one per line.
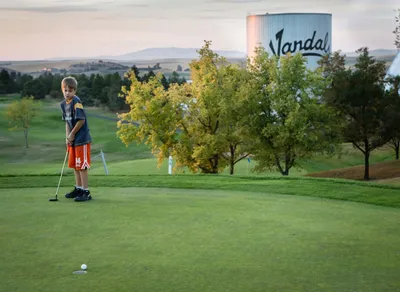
68, 143, 91, 170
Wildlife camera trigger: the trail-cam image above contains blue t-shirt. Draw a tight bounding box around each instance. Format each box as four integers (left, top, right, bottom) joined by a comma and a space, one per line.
60, 96, 92, 146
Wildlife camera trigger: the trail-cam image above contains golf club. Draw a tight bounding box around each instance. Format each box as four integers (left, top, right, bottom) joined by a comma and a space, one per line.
49, 149, 68, 202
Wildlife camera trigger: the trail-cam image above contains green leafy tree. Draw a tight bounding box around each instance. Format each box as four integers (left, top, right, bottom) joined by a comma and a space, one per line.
6, 97, 41, 148
0, 69, 11, 94
0, 69, 18, 94
117, 73, 179, 167
22, 79, 47, 99
38, 72, 54, 95
168, 71, 186, 85
91, 74, 106, 104
321, 47, 391, 180
141, 70, 156, 83
130, 65, 141, 82
217, 64, 251, 174
243, 47, 341, 176
117, 41, 249, 174
15, 74, 33, 93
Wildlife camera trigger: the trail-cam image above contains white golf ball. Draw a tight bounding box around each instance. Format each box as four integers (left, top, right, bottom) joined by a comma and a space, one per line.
81, 264, 87, 270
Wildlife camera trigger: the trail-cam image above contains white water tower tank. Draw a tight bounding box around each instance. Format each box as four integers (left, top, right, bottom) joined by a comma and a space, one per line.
247, 13, 332, 70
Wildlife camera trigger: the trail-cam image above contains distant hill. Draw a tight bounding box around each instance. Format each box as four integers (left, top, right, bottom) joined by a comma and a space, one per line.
344, 49, 398, 57
50, 47, 246, 61
47, 48, 397, 61
111, 47, 246, 60
0, 66, 20, 74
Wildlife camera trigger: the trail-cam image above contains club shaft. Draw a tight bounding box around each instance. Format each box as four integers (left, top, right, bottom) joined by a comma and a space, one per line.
55, 149, 69, 198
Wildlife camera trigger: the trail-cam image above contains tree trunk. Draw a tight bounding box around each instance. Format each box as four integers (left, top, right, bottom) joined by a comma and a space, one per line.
24, 129, 28, 148
211, 154, 219, 174
229, 145, 235, 175
273, 153, 285, 175
364, 152, 370, 180
283, 152, 291, 176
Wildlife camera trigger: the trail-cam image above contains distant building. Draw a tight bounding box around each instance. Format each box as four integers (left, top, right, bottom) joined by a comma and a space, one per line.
247, 13, 332, 70
387, 52, 400, 77
385, 52, 400, 94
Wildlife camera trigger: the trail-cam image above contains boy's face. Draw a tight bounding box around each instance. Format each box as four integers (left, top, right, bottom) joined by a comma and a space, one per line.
62, 86, 76, 100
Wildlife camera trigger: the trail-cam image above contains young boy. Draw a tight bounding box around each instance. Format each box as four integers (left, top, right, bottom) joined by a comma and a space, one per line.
60, 76, 92, 202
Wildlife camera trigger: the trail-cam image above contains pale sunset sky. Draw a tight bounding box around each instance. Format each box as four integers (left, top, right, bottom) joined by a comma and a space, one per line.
0, 0, 398, 60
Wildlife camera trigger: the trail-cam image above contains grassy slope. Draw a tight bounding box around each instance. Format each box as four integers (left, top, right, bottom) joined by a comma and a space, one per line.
0, 98, 396, 177
1, 174, 400, 208
1, 187, 399, 292
2, 97, 400, 292
0, 98, 152, 166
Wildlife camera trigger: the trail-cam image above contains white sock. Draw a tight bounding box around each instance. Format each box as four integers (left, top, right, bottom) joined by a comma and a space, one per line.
76, 186, 83, 190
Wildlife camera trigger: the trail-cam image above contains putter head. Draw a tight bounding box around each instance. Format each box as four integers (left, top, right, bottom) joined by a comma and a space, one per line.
49, 198, 59, 202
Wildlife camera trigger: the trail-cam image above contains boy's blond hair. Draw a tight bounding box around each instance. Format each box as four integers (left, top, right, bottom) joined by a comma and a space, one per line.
61, 76, 78, 90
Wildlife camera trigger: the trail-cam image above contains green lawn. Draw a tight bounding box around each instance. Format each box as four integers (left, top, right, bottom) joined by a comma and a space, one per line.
0, 98, 397, 176
1, 187, 400, 292
2, 97, 400, 291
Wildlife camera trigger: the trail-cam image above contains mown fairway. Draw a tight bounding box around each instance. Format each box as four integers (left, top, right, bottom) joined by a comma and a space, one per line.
1, 97, 400, 291
1, 186, 400, 292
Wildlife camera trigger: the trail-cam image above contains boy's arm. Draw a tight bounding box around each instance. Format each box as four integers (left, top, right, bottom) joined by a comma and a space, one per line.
67, 120, 85, 143
66, 123, 71, 138
66, 123, 72, 146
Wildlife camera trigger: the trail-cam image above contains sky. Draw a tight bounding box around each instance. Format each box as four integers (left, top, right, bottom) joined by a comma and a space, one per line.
0, 0, 399, 60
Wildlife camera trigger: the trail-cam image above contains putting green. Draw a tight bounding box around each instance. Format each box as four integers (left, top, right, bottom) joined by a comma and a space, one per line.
1, 187, 399, 292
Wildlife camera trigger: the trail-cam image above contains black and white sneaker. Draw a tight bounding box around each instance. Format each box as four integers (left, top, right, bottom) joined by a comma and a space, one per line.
65, 187, 81, 199
74, 190, 92, 202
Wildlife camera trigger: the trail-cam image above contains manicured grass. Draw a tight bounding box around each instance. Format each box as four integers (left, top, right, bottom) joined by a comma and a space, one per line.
1, 187, 400, 292
2, 174, 400, 208
0, 101, 152, 165
2, 97, 400, 291
0, 99, 397, 177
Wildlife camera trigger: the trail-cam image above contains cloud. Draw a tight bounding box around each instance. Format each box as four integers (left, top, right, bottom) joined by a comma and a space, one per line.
119, 4, 149, 7
0, 1, 147, 14
206, 0, 264, 3
0, 5, 98, 13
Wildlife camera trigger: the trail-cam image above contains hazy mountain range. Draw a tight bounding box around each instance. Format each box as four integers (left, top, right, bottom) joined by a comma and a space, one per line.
50, 48, 247, 61
47, 47, 398, 61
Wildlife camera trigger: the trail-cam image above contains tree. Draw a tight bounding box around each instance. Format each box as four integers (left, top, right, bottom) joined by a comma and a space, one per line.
216, 64, 251, 174
91, 74, 106, 104
168, 71, 186, 85
321, 47, 391, 180
22, 79, 47, 99
242, 47, 342, 176
141, 70, 156, 83
117, 41, 249, 174
130, 65, 141, 82
16, 74, 33, 93
107, 73, 126, 111
394, 9, 400, 50
6, 97, 40, 148
38, 72, 54, 95
0, 69, 11, 94
117, 73, 180, 168
385, 76, 400, 159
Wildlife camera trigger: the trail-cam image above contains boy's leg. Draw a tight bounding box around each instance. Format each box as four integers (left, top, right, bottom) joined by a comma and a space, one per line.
65, 145, 82, 198
74, 144, 92, 202
79, 169, 88, 189
75, 170, 82, 187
